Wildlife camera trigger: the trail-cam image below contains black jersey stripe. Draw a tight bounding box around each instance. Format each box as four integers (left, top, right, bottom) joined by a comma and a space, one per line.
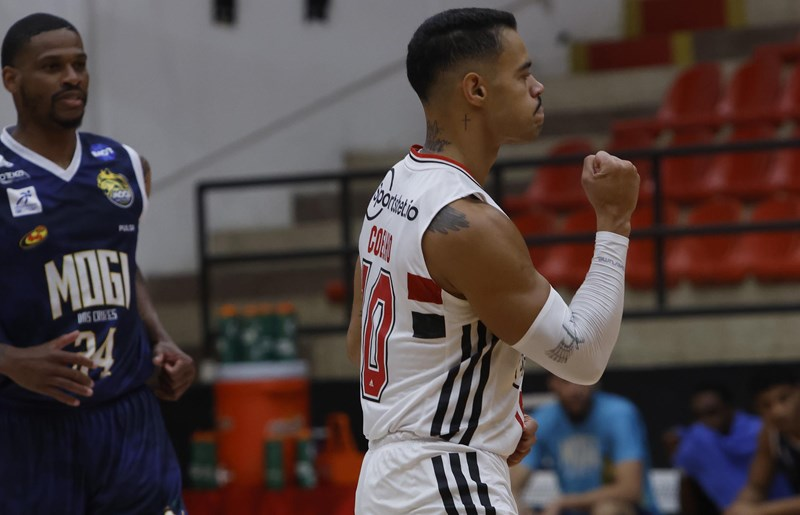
449, 453, 479, 515
411, 311, 446, 339
445, 322, 485, 439
466, 452, 497, 515
432, 455, 460, 515
459, 322, 495, 446
430, 324, 471, 437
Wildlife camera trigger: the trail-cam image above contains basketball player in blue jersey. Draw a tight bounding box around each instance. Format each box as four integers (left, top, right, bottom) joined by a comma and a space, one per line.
348, 8, 639, 514
0, 13, 193, 514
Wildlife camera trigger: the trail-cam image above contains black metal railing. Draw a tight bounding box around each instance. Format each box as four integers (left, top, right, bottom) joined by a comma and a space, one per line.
197, 138, 800, 355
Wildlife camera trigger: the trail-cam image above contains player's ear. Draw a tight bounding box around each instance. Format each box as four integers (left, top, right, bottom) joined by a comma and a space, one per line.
461, 72, 487, 107
2, 66, 20, 95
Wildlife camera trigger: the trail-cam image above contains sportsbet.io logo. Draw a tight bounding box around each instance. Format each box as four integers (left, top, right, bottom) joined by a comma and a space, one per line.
365, 168, 419, 222
97, 169, 134, 208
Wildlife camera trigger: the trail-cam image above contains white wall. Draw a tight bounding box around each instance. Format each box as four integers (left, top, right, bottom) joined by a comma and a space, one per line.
0, 0, 623, 275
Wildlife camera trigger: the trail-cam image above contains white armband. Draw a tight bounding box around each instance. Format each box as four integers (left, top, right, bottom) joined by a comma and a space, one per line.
512, 231, 629, 385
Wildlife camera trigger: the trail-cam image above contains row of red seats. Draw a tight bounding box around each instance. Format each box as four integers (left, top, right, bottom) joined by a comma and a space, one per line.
503, 45, 800, 214
513, 194, 800, 290
615, 55, 800, 136
502, 127, 800, 212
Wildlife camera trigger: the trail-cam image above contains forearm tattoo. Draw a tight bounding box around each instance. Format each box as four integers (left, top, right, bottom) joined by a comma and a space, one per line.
545, 323, 585, 364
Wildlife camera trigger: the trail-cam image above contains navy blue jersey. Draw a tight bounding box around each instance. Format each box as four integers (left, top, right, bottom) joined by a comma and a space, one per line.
0, 127, 154, 407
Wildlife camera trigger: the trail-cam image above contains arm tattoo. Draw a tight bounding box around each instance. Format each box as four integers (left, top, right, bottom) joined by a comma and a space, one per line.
424, 120, 451, 153
545, 323, 585, 364
427, 205, 470, 234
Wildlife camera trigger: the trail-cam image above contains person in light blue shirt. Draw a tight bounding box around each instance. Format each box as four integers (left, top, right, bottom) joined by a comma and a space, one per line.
672, 384, 792, 514
511, 374, 661, 515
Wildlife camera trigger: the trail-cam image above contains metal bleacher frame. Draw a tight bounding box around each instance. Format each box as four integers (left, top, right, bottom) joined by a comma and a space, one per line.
196, 138, 800, 355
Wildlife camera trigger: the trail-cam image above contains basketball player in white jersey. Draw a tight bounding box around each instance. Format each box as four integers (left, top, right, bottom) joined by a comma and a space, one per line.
347, 8, 639, 514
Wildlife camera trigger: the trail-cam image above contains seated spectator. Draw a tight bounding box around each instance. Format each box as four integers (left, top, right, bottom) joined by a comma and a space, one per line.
510, 374, 661, 515
725, 369, 800, 515
673, 383, 792, 515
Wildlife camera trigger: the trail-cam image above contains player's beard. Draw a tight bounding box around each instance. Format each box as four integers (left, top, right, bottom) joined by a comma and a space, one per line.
20, 84, 87, 129
50, 88, 88, 129
53, 109, 85, 129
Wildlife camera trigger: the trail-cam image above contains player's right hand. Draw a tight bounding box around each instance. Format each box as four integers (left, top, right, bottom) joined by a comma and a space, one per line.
581, 150, 639, 237
0, 331, 96, 407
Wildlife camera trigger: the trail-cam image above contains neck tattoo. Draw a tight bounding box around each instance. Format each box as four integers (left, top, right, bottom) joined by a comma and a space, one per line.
424, 120, 450, 153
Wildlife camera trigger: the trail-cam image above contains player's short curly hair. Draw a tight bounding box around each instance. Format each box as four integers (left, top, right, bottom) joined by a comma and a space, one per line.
406, 8, 516, 103
2, 13, 78, 68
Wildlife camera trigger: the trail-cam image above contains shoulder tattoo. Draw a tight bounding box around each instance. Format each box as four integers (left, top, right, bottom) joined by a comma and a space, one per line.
427, 205, 470, 234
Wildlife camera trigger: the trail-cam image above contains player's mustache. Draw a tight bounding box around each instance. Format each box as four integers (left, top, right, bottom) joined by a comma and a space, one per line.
52, 85, 87, 103
534, 96, 543, 115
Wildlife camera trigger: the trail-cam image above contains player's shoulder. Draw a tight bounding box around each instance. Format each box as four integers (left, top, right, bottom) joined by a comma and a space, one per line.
435, 195, 514, 237
531, 401, 565, 428
79, 132, 141, 168
594, 392, 640, 418
78, 131, 125, 148
678, 422, 712, 446
675, 423, 714, 462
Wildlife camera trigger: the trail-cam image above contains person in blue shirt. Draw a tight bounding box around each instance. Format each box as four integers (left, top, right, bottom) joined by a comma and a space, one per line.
672, 383, 792, 514
510, 374, 660, 515
725, 369, 800, 515
0, 13, 194, 514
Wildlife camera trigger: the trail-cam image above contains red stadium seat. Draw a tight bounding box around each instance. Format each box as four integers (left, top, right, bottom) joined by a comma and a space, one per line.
667, 197, 747, 285
511, 208, 558, 269
779, 62, 800, 120
536, 206, 596, 290
765, 126, 800, 194
732, 194, 800, 282
661, 129, 718, 204
717, 57, 783, 126
753, 40, 800, 65
503, 138, 594, 214
638, 0, 727, 34
705, 124, 777, 200
626, 203, 680, 290
658, 62, 723, 129
611, 62, 723, 135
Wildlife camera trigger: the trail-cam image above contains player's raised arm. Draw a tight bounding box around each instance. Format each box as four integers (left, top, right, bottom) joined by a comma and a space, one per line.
423, 151, 638, 385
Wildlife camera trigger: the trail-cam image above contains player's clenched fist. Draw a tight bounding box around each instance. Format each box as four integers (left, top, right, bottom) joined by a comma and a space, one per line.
581, 150, 639, 237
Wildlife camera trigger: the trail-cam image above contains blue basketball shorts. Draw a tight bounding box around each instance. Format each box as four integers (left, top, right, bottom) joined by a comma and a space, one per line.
0, 386, 185, 515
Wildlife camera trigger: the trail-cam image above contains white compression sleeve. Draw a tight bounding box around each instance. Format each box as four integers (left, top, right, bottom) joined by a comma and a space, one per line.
512, 231, 629, 385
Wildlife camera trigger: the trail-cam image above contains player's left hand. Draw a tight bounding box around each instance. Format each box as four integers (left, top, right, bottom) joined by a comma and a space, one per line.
724, 501, 761, 515
151, 340, 195, 401
541, 500, 563, 515
507, 414, 538, 466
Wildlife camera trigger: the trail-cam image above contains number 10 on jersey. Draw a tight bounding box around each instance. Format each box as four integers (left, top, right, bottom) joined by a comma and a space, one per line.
361, 260, 395, 402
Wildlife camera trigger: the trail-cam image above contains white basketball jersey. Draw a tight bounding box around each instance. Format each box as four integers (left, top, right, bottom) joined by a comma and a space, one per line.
357, 145, 526, 458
